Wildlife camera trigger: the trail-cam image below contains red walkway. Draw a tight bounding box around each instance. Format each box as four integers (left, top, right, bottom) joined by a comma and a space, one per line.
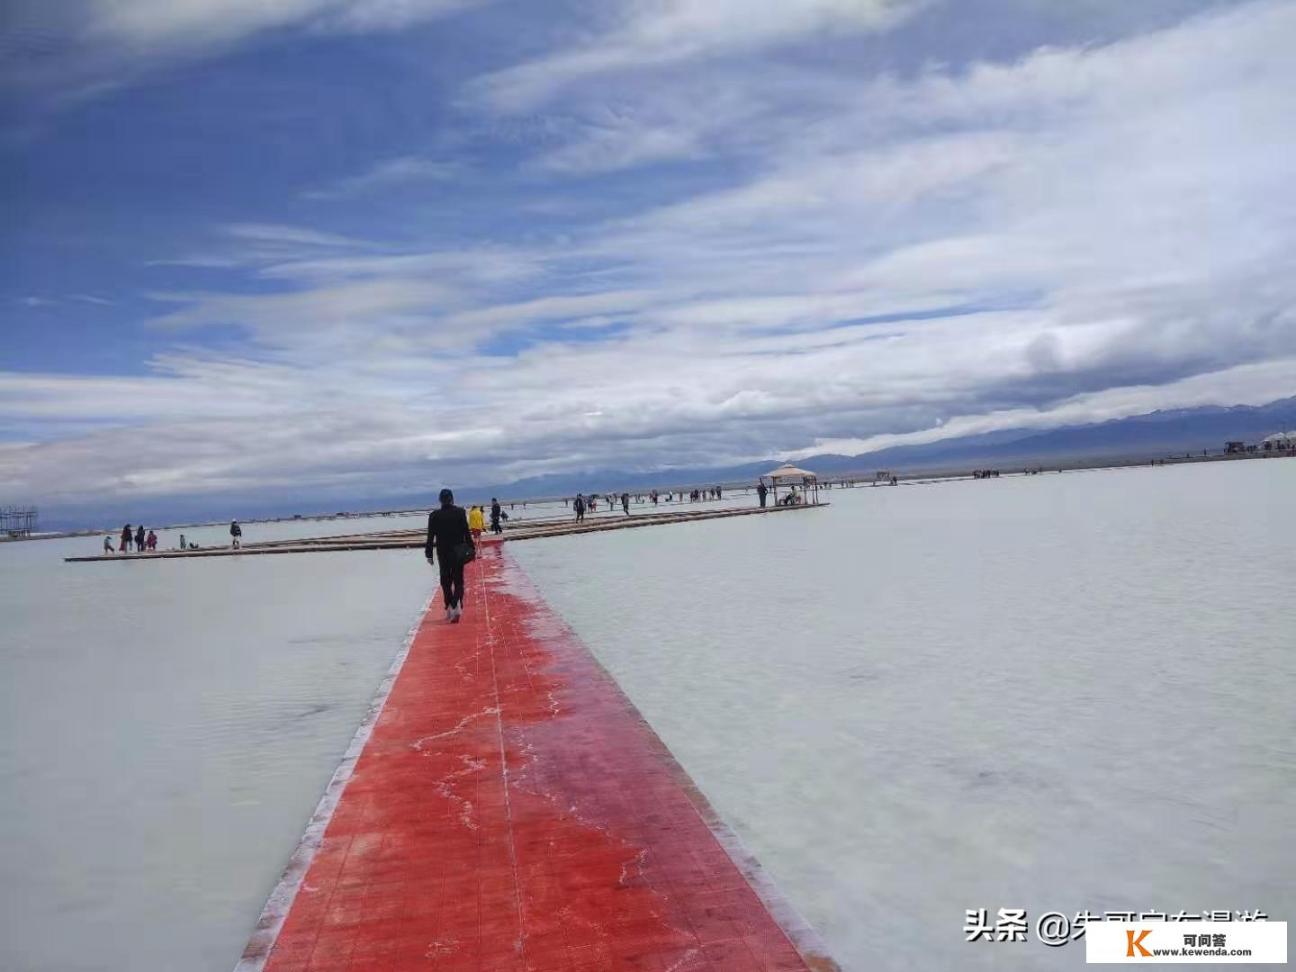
239, 543, 836, 972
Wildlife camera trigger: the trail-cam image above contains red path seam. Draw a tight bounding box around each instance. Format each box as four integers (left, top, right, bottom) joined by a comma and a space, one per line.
238, 543, 838, 972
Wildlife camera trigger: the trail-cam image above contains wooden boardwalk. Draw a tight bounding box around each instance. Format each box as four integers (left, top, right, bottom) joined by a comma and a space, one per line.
65, 504, 824, 563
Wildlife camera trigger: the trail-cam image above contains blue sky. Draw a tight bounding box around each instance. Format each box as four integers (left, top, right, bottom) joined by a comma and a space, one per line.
2, 0, 1295, 521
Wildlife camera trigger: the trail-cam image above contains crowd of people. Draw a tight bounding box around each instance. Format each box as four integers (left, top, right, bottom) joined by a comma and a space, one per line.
566, 485, 730, 519
105, 524, 159, 554
102, 519, 241, 554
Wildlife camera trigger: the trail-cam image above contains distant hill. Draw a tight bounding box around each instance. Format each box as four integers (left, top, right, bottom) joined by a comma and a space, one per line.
798, 395, 1296, 474
33, 396, 1296, 530
487, 396, 1296, 493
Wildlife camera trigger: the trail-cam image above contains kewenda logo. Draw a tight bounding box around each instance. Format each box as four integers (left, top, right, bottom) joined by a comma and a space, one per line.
1126, 929, 1152, 958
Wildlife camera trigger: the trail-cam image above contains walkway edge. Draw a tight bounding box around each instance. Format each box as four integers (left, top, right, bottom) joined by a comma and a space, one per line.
232, 592, 436, 972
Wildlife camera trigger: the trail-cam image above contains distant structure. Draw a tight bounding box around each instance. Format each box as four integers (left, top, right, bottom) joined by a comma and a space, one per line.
1, 506, 37, 538
761, 463, 821, 506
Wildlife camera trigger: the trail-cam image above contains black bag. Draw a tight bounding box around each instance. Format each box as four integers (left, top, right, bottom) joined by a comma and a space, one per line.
454, 541, 476, 564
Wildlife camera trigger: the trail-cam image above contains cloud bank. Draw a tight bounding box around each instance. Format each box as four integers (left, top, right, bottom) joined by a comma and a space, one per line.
2, 0, 1294, 519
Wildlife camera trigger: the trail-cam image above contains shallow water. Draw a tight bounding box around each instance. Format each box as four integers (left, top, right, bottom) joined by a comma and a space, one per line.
0, 516, 436, 972
3, 464, 1292, 971
512, 459, 1296, 971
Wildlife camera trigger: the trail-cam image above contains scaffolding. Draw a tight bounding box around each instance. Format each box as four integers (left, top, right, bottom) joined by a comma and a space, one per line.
1, 506, 38, 538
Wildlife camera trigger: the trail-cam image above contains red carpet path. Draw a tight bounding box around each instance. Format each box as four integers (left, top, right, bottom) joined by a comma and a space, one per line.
238, 543, 837, 972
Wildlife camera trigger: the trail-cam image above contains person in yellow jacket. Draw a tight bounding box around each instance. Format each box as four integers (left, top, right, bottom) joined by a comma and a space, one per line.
468, 504, 485, 540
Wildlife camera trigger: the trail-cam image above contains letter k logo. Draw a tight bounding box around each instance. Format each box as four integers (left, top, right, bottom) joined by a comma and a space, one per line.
1126, 928, 1152, 957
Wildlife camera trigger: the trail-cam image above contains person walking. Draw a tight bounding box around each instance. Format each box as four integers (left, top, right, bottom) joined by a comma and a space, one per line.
230, 519, 242, 548
135, 524, 146, 552
179, 534, 187, 550
103, 535, 115, 554
573, 494, 586, 522
425, 488, 473, 623
757, 481, 768, 507
489, 498, 503, 535
120, 524, 132, 553
621, 492, 630, 515
468, 504, 484, 540
146, 530, 158, 551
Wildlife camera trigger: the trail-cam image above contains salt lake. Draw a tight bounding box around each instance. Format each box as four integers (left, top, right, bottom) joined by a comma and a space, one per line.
2, 459, 1292, 970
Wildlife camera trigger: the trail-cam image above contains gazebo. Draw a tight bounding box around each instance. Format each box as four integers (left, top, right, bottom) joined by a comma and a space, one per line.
761, 463, 820, 506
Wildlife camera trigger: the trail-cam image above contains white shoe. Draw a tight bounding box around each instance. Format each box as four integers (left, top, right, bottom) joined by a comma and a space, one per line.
444, 607, 454, 621
451, 606, 462, 623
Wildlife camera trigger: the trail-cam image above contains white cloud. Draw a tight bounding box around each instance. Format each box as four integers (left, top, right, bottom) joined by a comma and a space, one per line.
469, 0, 927, 111
6, 1, 1296, 514
220, 223, 375, 248
4, 0, 487, 97
535, 114, 704, 174
302, 156, 461, 199
88, 0, 481, 48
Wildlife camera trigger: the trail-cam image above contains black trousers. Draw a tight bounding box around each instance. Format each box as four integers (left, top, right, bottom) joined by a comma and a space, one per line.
439, 557, 465, 610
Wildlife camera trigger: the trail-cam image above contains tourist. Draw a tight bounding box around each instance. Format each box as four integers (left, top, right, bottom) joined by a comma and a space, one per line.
121, 524, 132, 553
468, 504, 484, 540
574, 494, 586, 522
230, 519, 242, 548
179, 534, 186, 550
490, 498, 503, 535
621, 492, 630, 515
146, 530, 158, 551
425, 488, 473, 623
103, 536, 114, 554
757, 482, 768, 507
135, 524, 146, 551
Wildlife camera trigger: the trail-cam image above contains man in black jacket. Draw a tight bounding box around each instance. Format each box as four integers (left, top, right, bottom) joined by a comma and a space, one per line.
425, 488, 473, 623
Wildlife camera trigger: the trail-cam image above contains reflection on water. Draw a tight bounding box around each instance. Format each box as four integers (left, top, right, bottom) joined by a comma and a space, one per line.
513, 460, 1296, 972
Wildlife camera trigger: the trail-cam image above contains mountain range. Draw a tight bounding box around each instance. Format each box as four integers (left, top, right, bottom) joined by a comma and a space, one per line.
33, 396, 1296, 531
488, 395, 1296, 496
